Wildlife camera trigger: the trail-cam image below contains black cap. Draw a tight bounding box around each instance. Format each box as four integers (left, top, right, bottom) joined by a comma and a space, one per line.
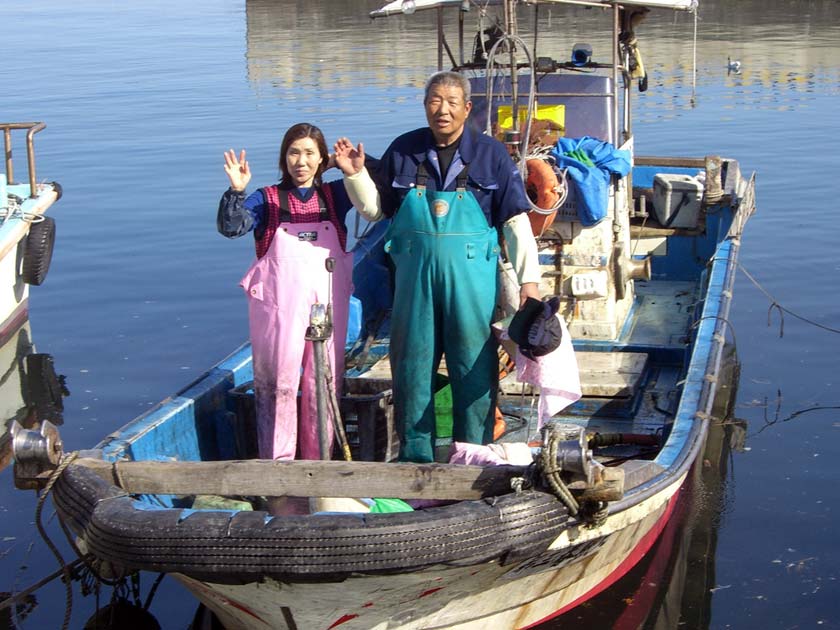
508, 297, 563, 360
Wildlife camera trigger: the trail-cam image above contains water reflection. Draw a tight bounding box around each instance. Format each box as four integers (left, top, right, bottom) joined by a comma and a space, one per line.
542, 350, 745, 629
0, 319, 68, 474
242, 0, 840, 121
744, 390, 840, 437
0, 318, 67, 627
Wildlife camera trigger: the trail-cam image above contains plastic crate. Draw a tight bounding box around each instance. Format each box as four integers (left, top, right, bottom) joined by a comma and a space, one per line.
227, 382, 260, 459
341, 389, 398, 462
227, 382, 398, 462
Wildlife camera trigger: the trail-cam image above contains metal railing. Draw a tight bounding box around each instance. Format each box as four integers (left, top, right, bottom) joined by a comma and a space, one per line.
2, 122, 46, 199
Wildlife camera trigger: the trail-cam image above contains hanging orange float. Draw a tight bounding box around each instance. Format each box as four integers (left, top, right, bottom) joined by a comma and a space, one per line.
525, 158, 561, 237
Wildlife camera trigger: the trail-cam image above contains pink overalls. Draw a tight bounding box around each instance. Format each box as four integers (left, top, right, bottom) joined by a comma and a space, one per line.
239, 186, 352, 460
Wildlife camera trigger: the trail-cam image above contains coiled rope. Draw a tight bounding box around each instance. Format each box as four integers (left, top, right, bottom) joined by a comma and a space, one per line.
1, 195, 47, 224
538, 426, 579, 516
524, 145, 569, 215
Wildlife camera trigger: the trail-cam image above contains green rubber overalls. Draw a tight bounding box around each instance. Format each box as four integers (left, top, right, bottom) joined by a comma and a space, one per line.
385, 162, 500, 462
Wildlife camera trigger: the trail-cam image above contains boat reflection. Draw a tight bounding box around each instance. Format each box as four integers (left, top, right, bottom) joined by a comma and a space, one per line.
0, 318, 68, 474
242, 0, 840, 112
540, 348, 745, 629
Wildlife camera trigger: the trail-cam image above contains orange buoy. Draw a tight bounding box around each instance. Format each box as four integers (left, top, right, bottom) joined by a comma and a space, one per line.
525, 158, 560, 237
493, 407, 506, 440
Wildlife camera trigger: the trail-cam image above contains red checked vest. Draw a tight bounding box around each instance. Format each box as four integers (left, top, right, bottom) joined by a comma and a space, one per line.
255, 184, 346, 258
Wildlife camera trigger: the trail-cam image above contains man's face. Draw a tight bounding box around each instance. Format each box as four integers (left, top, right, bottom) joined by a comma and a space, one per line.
424, 82, 472, 146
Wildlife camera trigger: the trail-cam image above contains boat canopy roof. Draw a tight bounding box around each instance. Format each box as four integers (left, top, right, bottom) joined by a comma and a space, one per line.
371, 0, 697, 19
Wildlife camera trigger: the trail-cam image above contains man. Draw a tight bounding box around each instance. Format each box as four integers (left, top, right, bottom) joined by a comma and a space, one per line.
337, 70, 540, 463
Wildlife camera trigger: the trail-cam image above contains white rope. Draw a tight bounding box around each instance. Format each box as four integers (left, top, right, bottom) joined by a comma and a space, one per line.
483, 32, 537, 170
523, 162, 569, 215
1, 195, 46, 224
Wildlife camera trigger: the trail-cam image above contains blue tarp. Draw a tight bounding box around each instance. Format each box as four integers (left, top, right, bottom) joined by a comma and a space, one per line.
550, 137, 632, 226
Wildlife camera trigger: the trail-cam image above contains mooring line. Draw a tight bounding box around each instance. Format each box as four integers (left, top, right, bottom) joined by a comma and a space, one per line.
739, 263, 840, 337
34, 451, 79, 630
0, 556, 89, 613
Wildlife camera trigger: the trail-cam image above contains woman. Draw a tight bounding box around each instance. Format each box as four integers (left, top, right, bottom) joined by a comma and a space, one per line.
217, 122, 374, 461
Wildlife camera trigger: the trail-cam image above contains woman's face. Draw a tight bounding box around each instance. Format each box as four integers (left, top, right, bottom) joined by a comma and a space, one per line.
285, 137, 322, 188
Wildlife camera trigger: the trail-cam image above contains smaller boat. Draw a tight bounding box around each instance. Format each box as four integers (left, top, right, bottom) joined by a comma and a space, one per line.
0, 122, 62, 338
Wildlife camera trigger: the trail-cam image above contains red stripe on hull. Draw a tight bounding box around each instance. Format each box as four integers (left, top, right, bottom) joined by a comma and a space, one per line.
0, 301, 28, 345
522, 487, 683, 629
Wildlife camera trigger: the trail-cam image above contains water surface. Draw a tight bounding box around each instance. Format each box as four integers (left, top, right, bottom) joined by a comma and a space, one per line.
1, 0, 839, 627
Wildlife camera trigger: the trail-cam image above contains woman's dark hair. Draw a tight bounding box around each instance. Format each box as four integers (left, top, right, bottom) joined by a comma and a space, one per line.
278, 122, 329, 188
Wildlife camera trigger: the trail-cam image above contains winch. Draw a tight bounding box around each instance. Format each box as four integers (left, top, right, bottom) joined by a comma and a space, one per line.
11, 419, 64, 490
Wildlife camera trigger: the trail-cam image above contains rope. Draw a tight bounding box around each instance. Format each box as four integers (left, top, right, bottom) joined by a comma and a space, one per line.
538, 426, 579, 516
630, 210, 649, 258
523, 149, 569, 215
0, 556, 88, 613
482, 30, 537, 167
739, 263, 840, 337
691, 315, 738, 352
34, 450, 79, 630
143, 573, 167, 611
1, 195, 47, 224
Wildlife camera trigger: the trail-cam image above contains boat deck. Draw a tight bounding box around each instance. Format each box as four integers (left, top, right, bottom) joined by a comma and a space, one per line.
498, 280, 695, 443
344, 279, 698, 456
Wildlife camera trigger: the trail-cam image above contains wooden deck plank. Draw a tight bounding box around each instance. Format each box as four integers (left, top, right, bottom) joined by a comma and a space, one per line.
73, 457, 528, 499
349, 351, 649, 400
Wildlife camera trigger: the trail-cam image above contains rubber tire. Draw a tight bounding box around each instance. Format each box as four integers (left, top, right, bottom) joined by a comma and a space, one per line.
21, 216, 56, 286
53, 464, 570, 583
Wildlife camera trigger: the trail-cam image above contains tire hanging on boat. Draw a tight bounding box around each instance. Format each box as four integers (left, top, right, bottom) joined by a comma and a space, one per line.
52, 464, 572, 582
21, 216, 56, 286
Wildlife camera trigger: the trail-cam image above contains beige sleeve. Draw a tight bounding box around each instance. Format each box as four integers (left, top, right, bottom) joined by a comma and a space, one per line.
502, 212, 541, 285
343, 167, 383, 221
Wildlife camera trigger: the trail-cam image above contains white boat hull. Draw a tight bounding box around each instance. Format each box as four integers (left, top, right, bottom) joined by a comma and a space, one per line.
177, 476, 684, 630
0, 186, 58, 335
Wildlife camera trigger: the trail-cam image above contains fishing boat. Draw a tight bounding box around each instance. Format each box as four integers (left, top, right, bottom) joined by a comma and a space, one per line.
12, 1, 756, 628
0, 122, 61, 337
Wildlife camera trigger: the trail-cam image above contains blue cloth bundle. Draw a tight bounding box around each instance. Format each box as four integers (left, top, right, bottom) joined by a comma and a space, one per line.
550, 136, 632, 226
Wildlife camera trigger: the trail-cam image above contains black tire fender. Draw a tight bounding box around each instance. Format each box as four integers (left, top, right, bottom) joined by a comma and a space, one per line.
22, 216, 56, 286
53, 464, 571, 582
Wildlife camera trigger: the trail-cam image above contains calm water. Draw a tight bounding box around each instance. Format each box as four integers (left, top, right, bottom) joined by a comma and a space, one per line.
2, 0, 839, 627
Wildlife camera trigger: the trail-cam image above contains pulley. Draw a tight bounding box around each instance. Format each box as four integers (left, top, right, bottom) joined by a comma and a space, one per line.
11, 419, 64, 490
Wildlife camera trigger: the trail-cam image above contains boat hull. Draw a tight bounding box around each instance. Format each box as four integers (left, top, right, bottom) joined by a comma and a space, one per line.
175, 477, 684, 630
0, 185, 59, 333
43, 162, 750, 626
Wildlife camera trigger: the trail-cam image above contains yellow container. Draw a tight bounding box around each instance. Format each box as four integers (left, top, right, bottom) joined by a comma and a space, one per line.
497, 103, 565, 131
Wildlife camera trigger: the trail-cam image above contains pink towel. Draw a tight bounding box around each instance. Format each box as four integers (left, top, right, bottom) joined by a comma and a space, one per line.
515, 315, 582, 427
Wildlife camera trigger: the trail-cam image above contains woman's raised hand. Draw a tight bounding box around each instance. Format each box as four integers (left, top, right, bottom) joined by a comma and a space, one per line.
333, 138, 365, 176
224, 149, 251, 192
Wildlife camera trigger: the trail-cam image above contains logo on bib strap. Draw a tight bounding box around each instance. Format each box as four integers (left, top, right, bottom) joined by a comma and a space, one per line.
298, 231, 318, 241
432, 199, 450, 217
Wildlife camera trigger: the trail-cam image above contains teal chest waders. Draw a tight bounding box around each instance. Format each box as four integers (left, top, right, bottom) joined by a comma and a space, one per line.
385, 163, 500, 463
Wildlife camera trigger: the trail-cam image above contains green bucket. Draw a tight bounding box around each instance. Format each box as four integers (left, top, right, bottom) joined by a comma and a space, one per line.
434, 373, 453, 439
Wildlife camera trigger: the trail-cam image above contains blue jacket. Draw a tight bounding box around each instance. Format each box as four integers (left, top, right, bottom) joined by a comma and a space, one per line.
217, 180, 352, 237
374, 125, 530, 229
